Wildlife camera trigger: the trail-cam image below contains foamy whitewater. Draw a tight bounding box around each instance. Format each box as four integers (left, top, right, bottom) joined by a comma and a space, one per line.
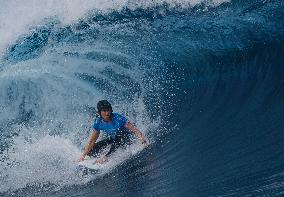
1, 0, 283, 196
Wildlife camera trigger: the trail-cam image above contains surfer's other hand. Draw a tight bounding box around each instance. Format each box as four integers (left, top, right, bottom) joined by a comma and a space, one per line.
96, 155, 108, 164
142, 140, 149, 148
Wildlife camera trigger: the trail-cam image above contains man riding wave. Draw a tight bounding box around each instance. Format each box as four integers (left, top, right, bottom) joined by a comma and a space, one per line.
78, 100, 148, 164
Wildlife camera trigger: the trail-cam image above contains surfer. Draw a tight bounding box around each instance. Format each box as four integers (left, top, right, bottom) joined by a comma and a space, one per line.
78, 100, 148, 164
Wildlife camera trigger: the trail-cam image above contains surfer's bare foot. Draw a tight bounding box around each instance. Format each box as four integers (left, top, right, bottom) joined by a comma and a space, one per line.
96, 156, 108, 164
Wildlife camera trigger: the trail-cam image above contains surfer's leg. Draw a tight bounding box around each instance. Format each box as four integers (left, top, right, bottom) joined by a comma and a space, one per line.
105, 132, 133, 156
105, 143, 117, 156
88, 138, 113, 157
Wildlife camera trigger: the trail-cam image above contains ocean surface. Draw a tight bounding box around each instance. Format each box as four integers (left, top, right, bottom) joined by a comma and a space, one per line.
0, 0, 283, 196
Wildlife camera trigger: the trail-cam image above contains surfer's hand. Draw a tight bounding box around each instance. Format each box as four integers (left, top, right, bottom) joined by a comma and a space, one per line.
96, 156, 108, 164
142, 140, 149, 148
78, 155, 85, 162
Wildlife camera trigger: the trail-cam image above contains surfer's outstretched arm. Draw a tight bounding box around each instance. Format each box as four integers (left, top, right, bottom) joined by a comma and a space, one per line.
79, 130, 100, 161
125, 122, 149, 147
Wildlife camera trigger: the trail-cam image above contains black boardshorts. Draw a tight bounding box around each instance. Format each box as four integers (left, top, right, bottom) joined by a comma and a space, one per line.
88, 128, 133, 157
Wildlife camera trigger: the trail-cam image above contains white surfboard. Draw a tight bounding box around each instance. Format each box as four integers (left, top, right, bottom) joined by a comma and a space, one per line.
77, 144, 111, 171
77, 157, 103, 171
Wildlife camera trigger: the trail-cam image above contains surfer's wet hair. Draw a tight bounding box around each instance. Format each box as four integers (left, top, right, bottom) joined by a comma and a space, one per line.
97, 100, 113, 113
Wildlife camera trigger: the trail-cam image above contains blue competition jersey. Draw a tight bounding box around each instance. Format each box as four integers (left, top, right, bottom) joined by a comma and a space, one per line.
93, 113, 128, 137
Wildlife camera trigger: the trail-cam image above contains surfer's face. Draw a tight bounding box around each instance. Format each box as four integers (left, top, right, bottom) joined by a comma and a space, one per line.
100, 109, 112, 122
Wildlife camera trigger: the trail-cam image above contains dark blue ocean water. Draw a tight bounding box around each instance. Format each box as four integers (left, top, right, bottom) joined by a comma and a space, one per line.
0, 0, 283, 196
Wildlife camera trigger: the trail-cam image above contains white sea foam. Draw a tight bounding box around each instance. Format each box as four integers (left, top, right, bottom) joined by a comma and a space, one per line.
0, 135, 82, 192
0, 131, 152, 193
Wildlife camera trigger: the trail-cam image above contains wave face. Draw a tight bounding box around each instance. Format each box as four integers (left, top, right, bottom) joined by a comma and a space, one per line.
0, 0, 283, 196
